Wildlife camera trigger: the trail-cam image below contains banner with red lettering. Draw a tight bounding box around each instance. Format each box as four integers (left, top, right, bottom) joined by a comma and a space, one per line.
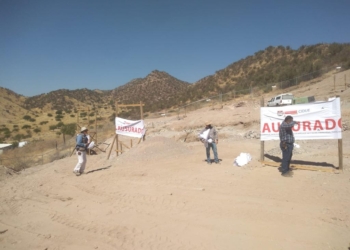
115, 117, 146, 138
260, 98, 342, 141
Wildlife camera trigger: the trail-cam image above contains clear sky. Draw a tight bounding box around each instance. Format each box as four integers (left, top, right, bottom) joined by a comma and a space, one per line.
1, 0, 349, 97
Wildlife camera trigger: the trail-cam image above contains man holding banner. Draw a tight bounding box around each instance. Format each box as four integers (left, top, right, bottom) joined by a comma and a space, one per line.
279, 116, 299, 175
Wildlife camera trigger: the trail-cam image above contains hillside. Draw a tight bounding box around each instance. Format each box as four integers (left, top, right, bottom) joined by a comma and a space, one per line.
181, 43, 350, 102
1, 43, 350, 143
109, 70, 190, 112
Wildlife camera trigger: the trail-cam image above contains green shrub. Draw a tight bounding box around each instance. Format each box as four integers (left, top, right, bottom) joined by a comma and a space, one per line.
56, 110, 63, 115
49, 125, 57, 130
70, 114, 75, 117
23, 115, 31, 120
40, 121, 49, 125
22, 125, 31, 129
47, 113, 53, 117
33, 128, 41, 133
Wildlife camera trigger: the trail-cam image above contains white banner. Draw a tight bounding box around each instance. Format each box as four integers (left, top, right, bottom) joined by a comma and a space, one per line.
115, 117, 146, 138
260, 98, 342, 141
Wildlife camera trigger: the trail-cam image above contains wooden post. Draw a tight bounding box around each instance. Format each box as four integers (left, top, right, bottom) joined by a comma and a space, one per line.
116, 135, 119, 156
220, 93, 222, 108
140, 101, 143, 120
95, 111, 97, 144
333, 74, 336, 90
107, 135, 116, 160
260, 97, 265, 161
345, 74, 347, 90
338, 139, 343, 171
77, 110, 79, 134
120, 142, 123, 155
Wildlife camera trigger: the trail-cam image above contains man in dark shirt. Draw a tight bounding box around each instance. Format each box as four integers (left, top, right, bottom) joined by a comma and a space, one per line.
279, 115, 299, 175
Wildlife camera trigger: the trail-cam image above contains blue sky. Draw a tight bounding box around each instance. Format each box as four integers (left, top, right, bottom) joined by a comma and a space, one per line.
1, 0, 349, 97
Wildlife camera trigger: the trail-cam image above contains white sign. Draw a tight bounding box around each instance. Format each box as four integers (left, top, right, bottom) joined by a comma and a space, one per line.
260, 98, 342, 141
115, 117, 146, 138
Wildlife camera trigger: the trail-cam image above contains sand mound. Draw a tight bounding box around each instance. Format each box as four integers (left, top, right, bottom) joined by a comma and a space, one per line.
117, 136, 192, 163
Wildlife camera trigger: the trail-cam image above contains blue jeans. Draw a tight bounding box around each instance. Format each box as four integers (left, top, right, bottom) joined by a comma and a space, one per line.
280, 142, 293, 172
206, 142, 219, 163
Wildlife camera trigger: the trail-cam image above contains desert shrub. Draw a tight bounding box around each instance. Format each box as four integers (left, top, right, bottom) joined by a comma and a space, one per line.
49, 125, 57, 130
47, 113, 53, 117
12, 142, 19, 148
89, 119, 95, 124
80, 112, 87, 117
56, 122, 64, 128
70, 114, 75, 117
89, 112, 95, 117
13, 125, 18, 128
40, 121, 49, 125
33, 128, 41, 133
65, 110, 72, 114
60, 123, 76, 136
96, 117, 103, 121
29, 118, 36, 122
56, 110, 63, 115
23, 115, 31, 121
13, 134, 25, 141
56, 132, 61, 136
22, 125, 31, 129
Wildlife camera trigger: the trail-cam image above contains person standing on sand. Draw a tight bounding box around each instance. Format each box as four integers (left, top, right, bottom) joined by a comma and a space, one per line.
73, 127, 90, 176
279, 115, 299, 175
199, 122, 219, 164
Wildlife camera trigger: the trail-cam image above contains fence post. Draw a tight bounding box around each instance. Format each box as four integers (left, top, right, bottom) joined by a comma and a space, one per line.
260, 97, 265, 161
345, 74, 347, 90
220, 93, 223, 108
338, 139, 343, 171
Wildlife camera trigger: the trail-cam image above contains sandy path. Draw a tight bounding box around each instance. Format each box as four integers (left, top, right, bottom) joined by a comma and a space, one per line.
1, 135, 349, 250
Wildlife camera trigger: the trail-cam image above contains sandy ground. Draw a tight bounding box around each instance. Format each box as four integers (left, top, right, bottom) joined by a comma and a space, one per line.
1, 71, 350, 250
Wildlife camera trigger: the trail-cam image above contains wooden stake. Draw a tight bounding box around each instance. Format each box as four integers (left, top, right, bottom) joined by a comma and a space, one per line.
116, 134, 119, 156
95, 111, 97, 144
130, 139, 133, 148
260, 97, 265, 161
107, 135, 116, 160
338, 139, 343, 171
120, 142, 123, 155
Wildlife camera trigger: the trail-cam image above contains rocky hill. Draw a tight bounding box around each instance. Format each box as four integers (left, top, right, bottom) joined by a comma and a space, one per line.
180, 43, 350, 102
1, 43, 350, 143
109, 70, 190, 112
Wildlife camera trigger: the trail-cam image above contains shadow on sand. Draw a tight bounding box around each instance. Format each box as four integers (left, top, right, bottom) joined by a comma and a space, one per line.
264, 154, 337, 169
86, 165, 112, 174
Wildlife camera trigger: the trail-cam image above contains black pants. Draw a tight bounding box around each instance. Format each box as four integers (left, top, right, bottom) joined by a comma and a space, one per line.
280, 142, 293, 172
